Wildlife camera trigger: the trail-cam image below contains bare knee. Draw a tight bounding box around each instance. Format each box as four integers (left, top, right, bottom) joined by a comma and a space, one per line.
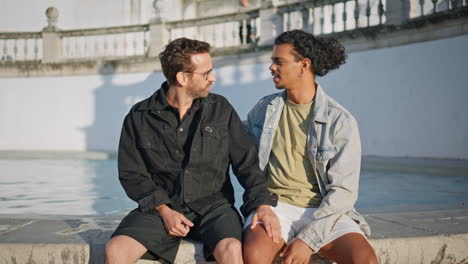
105, 238, 122, 261
243, 228, 282, 264
352, 251, 378, 264
105, 235, 146, 264
243, 242, 264, 264
214, 238, 242, 257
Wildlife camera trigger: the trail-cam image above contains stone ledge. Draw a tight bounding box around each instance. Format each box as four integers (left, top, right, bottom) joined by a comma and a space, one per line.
0, 208, 467, 264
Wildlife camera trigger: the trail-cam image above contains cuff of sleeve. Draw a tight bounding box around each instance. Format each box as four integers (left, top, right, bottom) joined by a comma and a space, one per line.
138, 193, 172, 213
240, 193, 278, 217
296, 232, 322, 252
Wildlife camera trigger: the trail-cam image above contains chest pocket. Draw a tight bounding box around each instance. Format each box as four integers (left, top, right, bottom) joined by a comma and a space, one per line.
200, 123, 228, 160
136, 134, 166, 171
316, 147, 336, 162
201, 124, 227, 139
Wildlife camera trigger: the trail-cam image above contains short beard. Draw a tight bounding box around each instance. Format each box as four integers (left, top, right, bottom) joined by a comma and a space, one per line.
187, 85, 210, 99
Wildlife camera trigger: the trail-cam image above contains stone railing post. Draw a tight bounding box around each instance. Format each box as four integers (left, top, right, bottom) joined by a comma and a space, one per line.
385, 0, 410, 25
42, 7, 63, 63
258, 0, 284, 46
148, 0, 170, 57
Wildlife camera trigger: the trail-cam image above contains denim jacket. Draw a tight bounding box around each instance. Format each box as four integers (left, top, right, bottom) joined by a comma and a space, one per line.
246, 83, 371, 251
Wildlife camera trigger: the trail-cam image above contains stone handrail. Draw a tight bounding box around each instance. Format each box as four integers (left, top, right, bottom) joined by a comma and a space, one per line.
0, 0, 466, 64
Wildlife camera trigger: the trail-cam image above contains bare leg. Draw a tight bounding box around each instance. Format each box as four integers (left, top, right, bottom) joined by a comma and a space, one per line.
243, 225, 285, 264
105, 235, 148, 264
213, 238, 244, 264
318, 233, 378, 264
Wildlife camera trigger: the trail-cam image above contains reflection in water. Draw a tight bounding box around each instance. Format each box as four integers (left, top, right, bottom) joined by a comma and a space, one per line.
0, 159, 135, 215
1, 159, 468, 215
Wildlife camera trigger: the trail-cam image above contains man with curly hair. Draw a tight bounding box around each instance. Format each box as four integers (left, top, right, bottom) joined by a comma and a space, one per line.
243, 30, 378, 264
105, 37, 278, 264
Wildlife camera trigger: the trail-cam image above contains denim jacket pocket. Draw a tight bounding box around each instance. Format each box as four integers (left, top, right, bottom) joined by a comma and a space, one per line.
200, 123, 229, 164
136, 134, 166, 171
201, 123, 228, 139
315, 147, 336, 183
316, 147, 336, 162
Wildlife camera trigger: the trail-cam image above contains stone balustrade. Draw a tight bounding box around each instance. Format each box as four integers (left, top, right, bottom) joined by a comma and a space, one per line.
0, 0, 466, 65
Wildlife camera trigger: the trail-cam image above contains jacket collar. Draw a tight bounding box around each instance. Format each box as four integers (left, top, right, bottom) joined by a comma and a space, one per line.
269, 82, 328, 123
135, 81, 216, 112
311, 83, 328, 123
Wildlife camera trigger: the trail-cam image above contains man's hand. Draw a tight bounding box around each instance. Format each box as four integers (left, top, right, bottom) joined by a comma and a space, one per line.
250, 205, 282, 243
279, 238, 313, 264
156, 204, 194, 237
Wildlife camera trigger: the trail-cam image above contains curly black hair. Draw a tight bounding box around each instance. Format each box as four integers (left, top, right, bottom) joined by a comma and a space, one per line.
274, 30, 346, 77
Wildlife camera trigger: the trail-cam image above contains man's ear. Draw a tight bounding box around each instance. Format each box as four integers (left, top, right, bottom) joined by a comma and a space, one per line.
302, 58, 312, 72
176, 72, 187, 86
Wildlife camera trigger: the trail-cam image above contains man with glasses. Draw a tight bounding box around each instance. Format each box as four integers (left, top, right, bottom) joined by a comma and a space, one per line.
105, 37, 279, 264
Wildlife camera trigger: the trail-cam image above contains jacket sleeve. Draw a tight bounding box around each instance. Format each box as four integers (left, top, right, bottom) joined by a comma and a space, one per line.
227, 107, 277, 217
118, 113, 173, 213
296, 115, 362, 251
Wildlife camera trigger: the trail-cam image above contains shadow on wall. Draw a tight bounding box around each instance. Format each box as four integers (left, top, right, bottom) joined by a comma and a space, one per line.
83, 62, 165, 152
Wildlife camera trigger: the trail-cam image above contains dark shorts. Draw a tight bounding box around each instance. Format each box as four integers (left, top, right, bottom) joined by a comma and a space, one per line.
111, 204, 243, 264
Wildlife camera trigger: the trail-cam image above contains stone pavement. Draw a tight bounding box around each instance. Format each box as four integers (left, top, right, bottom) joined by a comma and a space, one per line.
1, 204, 467, 264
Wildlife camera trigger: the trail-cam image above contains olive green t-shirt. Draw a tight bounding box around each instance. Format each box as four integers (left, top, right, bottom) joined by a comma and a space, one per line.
267, 98, 322, 208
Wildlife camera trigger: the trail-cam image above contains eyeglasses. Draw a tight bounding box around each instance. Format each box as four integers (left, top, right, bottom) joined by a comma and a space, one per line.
183, 69, 215, 80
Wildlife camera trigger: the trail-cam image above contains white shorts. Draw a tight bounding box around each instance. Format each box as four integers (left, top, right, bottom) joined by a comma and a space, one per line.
244, 202, 364, 247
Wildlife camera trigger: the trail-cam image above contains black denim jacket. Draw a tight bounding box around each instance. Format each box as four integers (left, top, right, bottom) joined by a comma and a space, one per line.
118, 82, 277, 217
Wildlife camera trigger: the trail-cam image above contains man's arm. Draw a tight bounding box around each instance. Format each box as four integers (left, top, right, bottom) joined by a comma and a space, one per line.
296, 115, 362, 251
119, 113, 195, 236
118, 113, 173, 212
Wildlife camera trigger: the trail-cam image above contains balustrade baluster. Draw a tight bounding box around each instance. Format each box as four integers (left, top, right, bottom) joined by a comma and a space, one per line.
378, 0, 384, 25
241, 19, 247, 45
222, 23, 227, 48
354, 0, 360, 29
320, 6, 325, 34
287, 11, 292, 31
311, 7, 315, 34
84, 38, 89, 58
104, 37, 109, 57
133, 36, 138, 55
3, 40, 7, 60
75, 37, 80, 58
143, 32, 148, 56
420, 0, 425, 16
123, 35, 129, 56
366, 0, 371, 27
34, 38, 38, 61
94, 38, 99, 57
331, 2, 336, 33
212, 25, 217, 48
431, 0, 438, 12
114, 35, 119, 56
13, 39, 18, 61
251, 17, 257, 45
302, 7, 310, 32
343, 1, 348, 31
24, 39, 28, 60
65, 38, 70, 57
